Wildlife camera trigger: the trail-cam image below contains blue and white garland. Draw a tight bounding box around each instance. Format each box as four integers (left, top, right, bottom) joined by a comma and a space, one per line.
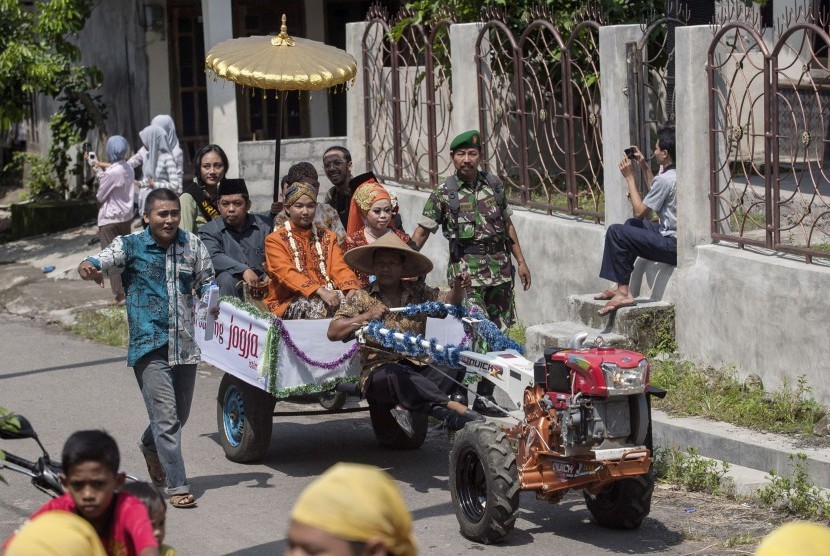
362, 301, 524, 366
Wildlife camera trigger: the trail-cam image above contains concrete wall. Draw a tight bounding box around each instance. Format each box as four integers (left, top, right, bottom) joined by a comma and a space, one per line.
238, 136, 346, 213
389, 186, 609, 324
674, 25, 830, 405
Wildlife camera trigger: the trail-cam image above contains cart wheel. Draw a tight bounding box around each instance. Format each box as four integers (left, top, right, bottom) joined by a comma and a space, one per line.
584, 472, 654, 529
449, 422, 519, 544
318, 390, 348, 411
217, 374, 276, 463
368, 399, 427, 449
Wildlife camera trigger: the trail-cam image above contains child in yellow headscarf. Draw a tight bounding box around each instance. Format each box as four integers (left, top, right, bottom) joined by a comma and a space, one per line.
285, 463, 417, 556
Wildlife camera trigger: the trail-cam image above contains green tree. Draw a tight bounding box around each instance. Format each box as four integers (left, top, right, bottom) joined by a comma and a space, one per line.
0, 0, 106, 191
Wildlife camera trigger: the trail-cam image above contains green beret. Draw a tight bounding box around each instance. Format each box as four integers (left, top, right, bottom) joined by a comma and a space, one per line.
450, 129, 482, 152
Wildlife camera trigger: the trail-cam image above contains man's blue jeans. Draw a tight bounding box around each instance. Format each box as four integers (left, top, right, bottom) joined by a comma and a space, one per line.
133, 346, 197, 496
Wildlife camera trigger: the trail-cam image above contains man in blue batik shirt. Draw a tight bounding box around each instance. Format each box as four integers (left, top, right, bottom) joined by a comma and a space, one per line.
78, 188, 214, 509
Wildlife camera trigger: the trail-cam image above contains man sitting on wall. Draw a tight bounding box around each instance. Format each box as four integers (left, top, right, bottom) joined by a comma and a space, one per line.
595, 124, 677, 315
199, 178, 271, 299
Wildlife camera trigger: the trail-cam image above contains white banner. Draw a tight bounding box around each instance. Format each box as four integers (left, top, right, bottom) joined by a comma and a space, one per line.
196, 301, 359, 395
196, 300, 468, 396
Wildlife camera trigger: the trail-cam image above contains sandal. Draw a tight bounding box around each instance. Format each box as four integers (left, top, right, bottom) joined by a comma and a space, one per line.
139, 444, 166, 488
169, 493, 197, 509
593, 288, 618, 300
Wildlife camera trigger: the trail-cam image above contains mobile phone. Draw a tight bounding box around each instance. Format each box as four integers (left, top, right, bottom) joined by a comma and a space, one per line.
624, 147, 637, 160
87, 152, 96, 167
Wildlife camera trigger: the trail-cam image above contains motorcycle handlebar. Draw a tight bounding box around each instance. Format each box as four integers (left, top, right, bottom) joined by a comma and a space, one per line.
2, 451, 38, 473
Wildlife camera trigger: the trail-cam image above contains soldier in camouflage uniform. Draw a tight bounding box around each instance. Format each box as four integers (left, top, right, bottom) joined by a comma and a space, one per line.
411, 129, 531, 415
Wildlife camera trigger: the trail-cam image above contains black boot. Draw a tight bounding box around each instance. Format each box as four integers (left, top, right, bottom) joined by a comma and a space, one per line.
449, 387, 469, 407
431, 406, 485, 432
472, 381, 503, 417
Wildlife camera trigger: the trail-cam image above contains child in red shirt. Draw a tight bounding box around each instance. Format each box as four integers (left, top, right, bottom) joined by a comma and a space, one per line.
4, 430, 158, 556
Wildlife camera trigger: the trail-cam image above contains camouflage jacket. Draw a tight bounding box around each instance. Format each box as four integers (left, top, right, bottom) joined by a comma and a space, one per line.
418, 171, 513, 287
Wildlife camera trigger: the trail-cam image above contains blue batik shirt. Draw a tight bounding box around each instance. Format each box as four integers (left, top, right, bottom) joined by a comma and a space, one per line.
87, 227, 215, 366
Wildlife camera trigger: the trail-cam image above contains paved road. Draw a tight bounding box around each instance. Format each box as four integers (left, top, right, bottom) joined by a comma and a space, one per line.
0, 316, 708, 555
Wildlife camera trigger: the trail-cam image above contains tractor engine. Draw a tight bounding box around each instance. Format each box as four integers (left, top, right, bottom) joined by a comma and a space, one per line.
558, 395, 638, 449
534, 345, 651, 453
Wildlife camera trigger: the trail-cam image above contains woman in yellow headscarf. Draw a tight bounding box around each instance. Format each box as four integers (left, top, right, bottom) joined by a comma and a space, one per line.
341, 174, 413, 288
285, 463, 417, 556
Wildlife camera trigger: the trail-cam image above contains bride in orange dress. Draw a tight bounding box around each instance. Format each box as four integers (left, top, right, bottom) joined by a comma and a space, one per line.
340, 174, 413, 288
264, 180, 359, 318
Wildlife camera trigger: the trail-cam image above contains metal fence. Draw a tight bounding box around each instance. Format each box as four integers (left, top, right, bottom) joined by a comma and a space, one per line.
361, 8, 682, 223
362, 6, 454, 189
708, 6, 830, 263
474, 12, 604, 220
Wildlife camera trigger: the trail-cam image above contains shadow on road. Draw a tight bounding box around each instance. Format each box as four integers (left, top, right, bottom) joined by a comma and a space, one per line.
200, 416, 685, 554
187, 471, 276, 498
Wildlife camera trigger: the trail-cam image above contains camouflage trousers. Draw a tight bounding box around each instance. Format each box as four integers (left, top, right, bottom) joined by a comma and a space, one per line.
466, 281, 515, 353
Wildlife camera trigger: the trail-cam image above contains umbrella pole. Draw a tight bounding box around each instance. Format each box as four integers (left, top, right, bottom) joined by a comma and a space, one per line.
273, 93, 288, 202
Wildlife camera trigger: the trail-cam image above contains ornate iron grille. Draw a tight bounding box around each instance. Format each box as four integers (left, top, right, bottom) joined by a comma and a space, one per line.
475, 11, 604, 220
708, 5, 830, 263
362, 8, 454, 189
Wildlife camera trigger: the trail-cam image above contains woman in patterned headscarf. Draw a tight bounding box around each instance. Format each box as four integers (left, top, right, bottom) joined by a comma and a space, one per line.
286, 463, 417, 556
341, 174, 412, 288
263, 179, 360, 319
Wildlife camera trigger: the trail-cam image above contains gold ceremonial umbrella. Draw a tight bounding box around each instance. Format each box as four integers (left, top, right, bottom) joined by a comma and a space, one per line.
205, 15, 357, 200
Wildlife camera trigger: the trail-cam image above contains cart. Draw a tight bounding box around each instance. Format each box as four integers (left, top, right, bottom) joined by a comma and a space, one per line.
196, 299, 466, 462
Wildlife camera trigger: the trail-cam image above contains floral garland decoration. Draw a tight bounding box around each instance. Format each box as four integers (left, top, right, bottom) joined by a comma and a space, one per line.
361, 301, 523, 366
269, 316, 359, 369
284, 221, 334, 288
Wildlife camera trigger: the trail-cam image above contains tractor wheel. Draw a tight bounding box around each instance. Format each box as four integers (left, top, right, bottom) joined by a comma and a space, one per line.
318, 390, 348, 411
449, 422, 520, 544
584, 472, 654, 529
217, 374, 276, 463
628, 393, 650, 446
368, 399, 427, 449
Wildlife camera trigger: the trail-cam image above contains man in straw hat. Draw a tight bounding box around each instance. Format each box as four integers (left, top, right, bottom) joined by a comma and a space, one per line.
411, 129, 531, 416
327, 233, 484, 432
285, 462, 417, 556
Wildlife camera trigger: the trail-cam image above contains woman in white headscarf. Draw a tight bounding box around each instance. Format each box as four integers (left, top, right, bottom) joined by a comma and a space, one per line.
87, 135, 135, 304
150, 114, 184, 187
127, 114, 184, 193
136, 124, 181, 217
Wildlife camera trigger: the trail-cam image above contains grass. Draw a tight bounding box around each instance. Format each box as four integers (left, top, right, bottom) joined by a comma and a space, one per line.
650, 360, 825, 436
653, 446, 735, 497
68, 306, 129, 348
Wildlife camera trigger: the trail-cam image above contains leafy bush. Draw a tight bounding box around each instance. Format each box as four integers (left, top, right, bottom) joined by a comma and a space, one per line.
757, 453, 830, 521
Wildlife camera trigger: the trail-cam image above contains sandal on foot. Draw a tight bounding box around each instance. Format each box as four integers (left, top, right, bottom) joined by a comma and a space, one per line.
139, 444, 166, 488
169, 493, 197, 508
593, 288, 617, 300
598, 299, 636, 316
